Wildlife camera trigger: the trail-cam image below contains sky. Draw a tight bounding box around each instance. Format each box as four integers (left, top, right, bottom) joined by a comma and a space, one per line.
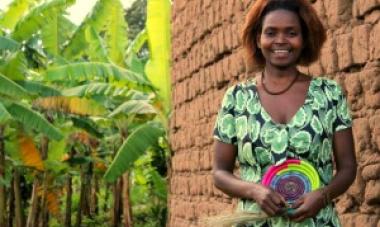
0, 0, 137, 25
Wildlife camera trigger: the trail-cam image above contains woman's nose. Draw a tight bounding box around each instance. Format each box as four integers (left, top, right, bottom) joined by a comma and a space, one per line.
274, 33, 286, 43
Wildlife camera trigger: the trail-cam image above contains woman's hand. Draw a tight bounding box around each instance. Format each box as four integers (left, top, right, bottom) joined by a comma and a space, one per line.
289, 189, 326, 222
250, 184, 287, 217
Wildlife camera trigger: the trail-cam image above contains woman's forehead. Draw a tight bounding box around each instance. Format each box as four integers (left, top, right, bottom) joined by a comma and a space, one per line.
262, 9, 301, 28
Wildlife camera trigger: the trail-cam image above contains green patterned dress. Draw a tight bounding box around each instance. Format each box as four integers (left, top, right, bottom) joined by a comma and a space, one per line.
213, 77, 352, 227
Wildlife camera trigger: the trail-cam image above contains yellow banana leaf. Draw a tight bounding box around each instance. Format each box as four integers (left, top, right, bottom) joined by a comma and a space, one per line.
33, 96, 106, 116
145, 0, 171, 114
19, 134, 44, 171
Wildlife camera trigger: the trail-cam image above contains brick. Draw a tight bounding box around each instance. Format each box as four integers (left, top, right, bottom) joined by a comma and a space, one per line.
357, 0, 378, 17
347, 168, 365, 204
324, 0, 352, 28
320, 36, 338, 74
365, 180, 380, 205
336, 33, 353, 70
370, 22, 380, 60
365, 10, 380, 24
362, 163, 380, 181
369, 114, 380, 149
352, 24, 371, 64
345, 73, 364, 112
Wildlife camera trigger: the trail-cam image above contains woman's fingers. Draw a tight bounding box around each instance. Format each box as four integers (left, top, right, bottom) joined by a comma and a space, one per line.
289, 204, 308, 222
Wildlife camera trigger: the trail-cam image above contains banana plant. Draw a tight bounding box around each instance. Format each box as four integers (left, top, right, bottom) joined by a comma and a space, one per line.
0, 0, 170, 225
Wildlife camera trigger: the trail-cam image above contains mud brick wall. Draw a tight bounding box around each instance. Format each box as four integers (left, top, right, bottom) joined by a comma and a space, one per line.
168, 0, 380, 226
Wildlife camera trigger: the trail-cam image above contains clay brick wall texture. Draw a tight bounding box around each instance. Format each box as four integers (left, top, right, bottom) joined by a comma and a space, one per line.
168, 0, 380, 226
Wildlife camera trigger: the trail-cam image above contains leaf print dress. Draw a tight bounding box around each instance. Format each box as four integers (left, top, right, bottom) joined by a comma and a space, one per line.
213, 77, 352, 227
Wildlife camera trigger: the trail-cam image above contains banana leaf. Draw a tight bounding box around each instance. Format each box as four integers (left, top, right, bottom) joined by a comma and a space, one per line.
33, 96, 107, 116
6, 102, 63, 140
109, 100, 157, 117
11, 0, 75, 41
0, 0, 41, 31
126, 29, 147, 56
0, 72, 28, 99
0, 102, 12, 124
145, 0, 171, 113
17, 80, 62, 97
43, 62, 151, 86
83, 26, 110, 62
0, 51, 28, 80
62, 0, 115, 58
104, 0, 128, 66
62, 82, 127, 97
103, 122, 164, 182
0, 36, 21, 52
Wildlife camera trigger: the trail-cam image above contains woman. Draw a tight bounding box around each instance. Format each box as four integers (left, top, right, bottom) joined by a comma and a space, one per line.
212, 0, 357, 226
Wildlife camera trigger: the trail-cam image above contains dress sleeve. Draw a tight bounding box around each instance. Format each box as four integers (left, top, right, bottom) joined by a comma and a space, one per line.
332, 82, 352, 132
213, 85, 238, 144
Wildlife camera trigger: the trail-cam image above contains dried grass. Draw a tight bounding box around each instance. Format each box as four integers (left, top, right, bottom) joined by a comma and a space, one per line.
201, 212, 268, 227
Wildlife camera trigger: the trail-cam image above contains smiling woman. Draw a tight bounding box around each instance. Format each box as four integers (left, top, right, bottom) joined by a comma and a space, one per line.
212, 0, 357, 226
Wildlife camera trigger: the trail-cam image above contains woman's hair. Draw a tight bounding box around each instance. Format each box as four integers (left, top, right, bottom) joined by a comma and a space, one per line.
241, 0, 326, 67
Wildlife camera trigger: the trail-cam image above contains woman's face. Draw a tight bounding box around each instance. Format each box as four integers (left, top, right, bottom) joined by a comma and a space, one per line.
257, 9, 304, 69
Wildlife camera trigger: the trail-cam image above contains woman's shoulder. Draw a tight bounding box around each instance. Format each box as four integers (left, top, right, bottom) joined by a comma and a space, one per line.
224, 79, 256, 95
312, 76, 341, 87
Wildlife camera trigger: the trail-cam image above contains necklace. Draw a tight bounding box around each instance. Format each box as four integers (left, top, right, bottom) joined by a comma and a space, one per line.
261, 71, 299, 95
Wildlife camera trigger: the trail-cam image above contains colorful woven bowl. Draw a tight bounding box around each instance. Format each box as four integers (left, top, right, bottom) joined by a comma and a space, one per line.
261, 159, 320, 204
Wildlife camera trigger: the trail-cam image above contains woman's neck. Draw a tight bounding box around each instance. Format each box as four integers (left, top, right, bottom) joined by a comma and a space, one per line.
264, 65, 299, 83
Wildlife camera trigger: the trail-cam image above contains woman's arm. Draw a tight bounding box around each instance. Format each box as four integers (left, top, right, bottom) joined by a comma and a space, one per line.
290, 128, 357, 222
213, 141, 286, 216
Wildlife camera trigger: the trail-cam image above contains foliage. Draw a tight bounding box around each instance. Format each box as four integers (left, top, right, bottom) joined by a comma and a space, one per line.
0, 0, 171, 226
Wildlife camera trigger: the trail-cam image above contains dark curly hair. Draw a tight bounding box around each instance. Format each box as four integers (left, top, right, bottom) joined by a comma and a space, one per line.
241, 0, 326, 68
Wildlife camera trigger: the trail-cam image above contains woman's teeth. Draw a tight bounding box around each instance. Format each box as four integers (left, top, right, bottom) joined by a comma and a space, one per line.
273, 50, 290, 53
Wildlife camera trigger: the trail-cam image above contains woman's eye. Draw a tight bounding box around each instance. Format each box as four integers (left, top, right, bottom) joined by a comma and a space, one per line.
288, 31, 298, 36
265, 31, 275, 36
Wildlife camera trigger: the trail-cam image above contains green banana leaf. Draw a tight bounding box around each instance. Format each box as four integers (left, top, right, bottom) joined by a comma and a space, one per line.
71, 116, 103, 138
109, 100, 157, 117
151, 169, 167, 200
6, 102, 63, 140
41, 10, 59, 55
0, 51, 28, 80
41, 14, 77, 56
0, 36, 21, 52
0, 102, 12, 124
62, 82, 127, 97
0, 0, 41, 31
0, 72, 28, 99
11, 0, 75, 41
43, 62, 151, 86
62, 0, 115, 59
84, 26, 110, 62
104, 0, 128, 67
17, 80, 62, 97
126, 29, 148, 56
103, 122, 164, 183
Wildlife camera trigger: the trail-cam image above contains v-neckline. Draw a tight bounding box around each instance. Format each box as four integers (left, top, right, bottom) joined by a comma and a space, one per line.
249, 77, 314, 127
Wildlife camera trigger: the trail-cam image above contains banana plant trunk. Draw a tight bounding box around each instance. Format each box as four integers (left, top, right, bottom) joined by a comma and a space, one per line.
111, 178, 122, 227
13, 170, 24, 227
8, 177, 14, 227
0, 126, 7, 227
64, 147, 75, 227
122, 172, 132, 227
39, 136, 50, 227
26, 177, 41, 227
76, 148, 92, 227
64, 174, 72, 227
